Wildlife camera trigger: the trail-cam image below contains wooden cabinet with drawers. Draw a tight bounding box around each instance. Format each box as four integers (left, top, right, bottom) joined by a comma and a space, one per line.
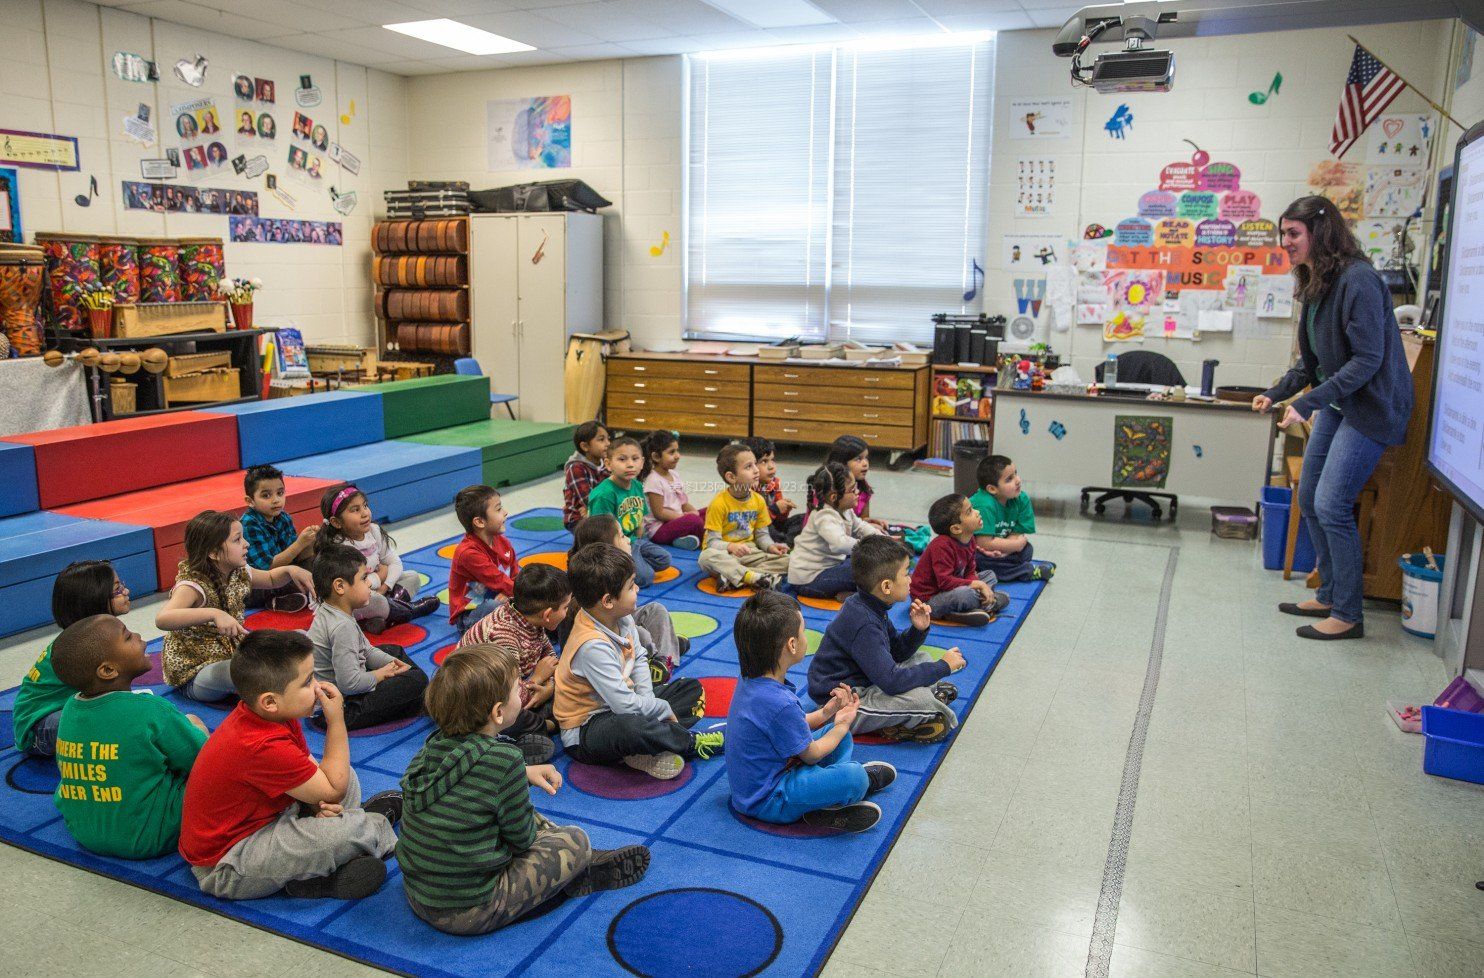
604, 353, 929, 451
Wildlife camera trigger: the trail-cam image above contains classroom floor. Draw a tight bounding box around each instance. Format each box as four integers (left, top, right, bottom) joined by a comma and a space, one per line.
0, 445, 1480, 978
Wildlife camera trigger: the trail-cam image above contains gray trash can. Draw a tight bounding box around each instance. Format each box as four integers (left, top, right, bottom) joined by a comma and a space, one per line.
953, 439, 990, 497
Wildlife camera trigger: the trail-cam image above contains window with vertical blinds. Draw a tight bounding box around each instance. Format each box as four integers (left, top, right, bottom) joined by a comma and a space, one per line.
684, 35, 995, 345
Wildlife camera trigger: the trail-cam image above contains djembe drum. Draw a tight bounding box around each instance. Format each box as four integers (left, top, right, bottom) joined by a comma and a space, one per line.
0, 244, 47, 356
177, 237, 224, 300
98, 236, 140, 305
35, 232, 100, 333
138, 238, 182, 303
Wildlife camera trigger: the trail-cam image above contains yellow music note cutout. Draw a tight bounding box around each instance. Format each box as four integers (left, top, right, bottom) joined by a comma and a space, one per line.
649, 230, 670, 257
340, 99, 356, 125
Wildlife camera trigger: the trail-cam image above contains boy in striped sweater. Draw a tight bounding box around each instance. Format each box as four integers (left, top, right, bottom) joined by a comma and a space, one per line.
399, 644, 650, 935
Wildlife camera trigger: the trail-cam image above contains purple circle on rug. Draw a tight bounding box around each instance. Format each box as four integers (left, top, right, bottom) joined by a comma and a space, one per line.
6, 754, 60, 795
567, 759, 694, 800
348, 716, 420, 738
138, 652, 165, 687
728, 804, 844, 838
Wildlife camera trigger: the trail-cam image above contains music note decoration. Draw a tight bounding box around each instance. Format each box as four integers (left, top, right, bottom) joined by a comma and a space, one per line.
73, 175, 98, 208
963, 258, 985, 301
649, 230, 670, 257
1248, 71, 1283, 105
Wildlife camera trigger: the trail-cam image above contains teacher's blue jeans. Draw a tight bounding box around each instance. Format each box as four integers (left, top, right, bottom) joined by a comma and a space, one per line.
747, 731, 869, 824
1297, 407, 1386, 624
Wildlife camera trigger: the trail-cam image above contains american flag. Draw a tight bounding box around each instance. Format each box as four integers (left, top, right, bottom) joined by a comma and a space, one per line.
1330, 45, 1406, 159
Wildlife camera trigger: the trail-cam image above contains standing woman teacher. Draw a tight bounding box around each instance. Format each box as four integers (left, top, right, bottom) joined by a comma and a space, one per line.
1253, 195, 1413, 640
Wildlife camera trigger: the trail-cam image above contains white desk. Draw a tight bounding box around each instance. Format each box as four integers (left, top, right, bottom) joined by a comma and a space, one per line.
991, 388, 1273, 506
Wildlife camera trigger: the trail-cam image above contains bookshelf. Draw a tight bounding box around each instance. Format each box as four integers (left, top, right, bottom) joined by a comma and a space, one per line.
930, 363, 995, 457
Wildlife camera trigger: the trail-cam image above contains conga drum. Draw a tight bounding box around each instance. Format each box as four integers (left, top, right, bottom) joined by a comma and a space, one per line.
0, 245, 47, 356
35, 232, 100, 333
177, 237, 225, 300
97, 236, 140, 305
138, 238, 182, 302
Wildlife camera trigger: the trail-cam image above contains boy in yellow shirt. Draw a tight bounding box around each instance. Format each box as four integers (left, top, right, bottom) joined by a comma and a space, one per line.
697, 443, 790, 591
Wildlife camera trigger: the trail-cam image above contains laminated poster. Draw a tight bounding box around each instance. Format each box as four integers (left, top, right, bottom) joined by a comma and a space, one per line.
1010, 98, 1072, 139
487, 95, 571, 170
1002, 233, 1061, 268
1307, 160, 1364, 222
1113, 416, 1173, 489
1016, 157, 1056, 217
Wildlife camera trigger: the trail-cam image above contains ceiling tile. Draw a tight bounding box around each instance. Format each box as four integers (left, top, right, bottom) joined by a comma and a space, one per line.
848, 16, 946, 36
536, 3, 676, 42
764, 22, 861, 44
320, 24, 463, 58
935, 11, 1037, 32
914, 0, 1026, 14
809, 0, 920, 22
606, 0, 750, 35
395, 0, 519, 14
301, 0, 430, 23
682, 29, 779, 51
120, 0, 301, 38
1023, 6, 1082, 30
459, 9, 600, 47
547, 42, 643, 59
619, 36, 698, 55
382, 58, 472, 74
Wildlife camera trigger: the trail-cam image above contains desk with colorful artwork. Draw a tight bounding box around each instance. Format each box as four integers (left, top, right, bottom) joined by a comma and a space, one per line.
991, 388, 1273, 506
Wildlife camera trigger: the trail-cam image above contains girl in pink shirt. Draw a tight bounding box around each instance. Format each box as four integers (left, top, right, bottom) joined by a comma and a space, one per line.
640, 430, 703, 550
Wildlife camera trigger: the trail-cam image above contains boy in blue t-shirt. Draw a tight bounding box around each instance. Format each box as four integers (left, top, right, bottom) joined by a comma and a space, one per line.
969, 454, 1055, 583
726, 591, 896, 833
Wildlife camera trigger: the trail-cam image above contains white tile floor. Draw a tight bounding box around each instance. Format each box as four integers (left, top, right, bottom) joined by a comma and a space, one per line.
2, 446, 1482, 977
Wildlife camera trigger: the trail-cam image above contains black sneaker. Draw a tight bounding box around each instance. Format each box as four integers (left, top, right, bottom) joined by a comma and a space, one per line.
802, 801, 881, 833
362, 790, 403, 826
408, 595, 441, 619
932, 681, 959, 705
564, 845, 651, 897
677, 635, 691, 657
284, 854, 387, 900
388, 585, 412, 604
943, 609, 991, 626
989, 591, 1009, 613
518, 733, 555, 765
270, 592, 309, 614
649, 656, 673, 686
863, 761, 896, 795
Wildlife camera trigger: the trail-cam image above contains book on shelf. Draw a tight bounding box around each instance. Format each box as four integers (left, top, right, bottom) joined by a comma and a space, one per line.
930, 417, 992, 458
932, 371, 994, 419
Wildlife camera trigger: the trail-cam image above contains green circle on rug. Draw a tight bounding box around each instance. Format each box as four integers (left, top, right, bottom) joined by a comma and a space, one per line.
437, 588, 450, 605
923, 645, 949, 661
416, 572, 430, 588
513, 516, 567, 532
805, 628, 823, 654
670, 611, 718, 639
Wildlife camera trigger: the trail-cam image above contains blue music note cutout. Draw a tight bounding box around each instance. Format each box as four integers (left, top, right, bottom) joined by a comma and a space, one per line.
963, 259, 984, 302
1049, 420, 1066, 440
1193, 444, 1204, 458
1019, 408, 1030, 435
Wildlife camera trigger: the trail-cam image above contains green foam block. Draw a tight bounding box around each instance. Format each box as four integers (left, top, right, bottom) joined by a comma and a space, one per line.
351, 375, 491, 440
402, 419, 576, 488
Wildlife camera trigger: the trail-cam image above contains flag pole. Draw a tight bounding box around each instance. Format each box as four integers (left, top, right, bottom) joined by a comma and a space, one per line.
1348, 34, 1466, 130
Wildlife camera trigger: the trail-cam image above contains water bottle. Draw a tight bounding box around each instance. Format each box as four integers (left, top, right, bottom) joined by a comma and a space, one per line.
1201, 359, 1219, 397
1104, 354, 1119, 388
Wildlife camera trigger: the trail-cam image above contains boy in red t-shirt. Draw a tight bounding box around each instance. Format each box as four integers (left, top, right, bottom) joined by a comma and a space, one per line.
448, 485, 519, 631
909, 494, 1008, 627
179, 630, 401, 900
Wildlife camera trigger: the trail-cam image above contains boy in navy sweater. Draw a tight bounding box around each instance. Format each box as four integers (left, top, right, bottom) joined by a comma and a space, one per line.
807, 536, 965, 744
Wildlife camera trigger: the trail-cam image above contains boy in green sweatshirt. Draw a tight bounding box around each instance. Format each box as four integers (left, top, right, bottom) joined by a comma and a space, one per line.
398, 644, 651, 935
51, 615, 210, 859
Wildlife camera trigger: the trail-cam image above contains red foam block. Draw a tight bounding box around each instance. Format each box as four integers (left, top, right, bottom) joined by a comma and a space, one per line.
5, 412, 241, 508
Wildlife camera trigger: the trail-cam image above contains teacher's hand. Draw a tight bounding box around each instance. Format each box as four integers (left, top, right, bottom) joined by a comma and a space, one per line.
1278, 404, 1307, 429
1251, 394, 1273, 413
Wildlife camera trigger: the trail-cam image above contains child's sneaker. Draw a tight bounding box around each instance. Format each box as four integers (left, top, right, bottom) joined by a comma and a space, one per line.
270, 592, 309, 614
863, 761, 897, 795
649, 656, 673, 686
740, 571, 773, 591
517, 733, 555, 765
363, 790, 403, 826
564, 845, 651, 896
692, 730, 726, 759
623, 752, 685, 780
677, 635, 691, 657
674, 535, 701, 550
942, 609, 991, 626
802, 801, 881, 833
1029, 562, 1056, 581
285, 854, 387, 900
876, 718, 950, 744
989, 591, 1010, 613
931, 681, 958, 705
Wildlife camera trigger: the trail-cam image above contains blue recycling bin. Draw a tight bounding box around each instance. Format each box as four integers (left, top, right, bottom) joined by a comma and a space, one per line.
1260, 485, 1315, 573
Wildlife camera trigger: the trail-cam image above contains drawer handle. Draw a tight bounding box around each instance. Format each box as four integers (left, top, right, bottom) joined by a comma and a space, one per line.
864, 433, 878, 440
703, 386, 719, 393
783, 427, 799, 434
634, 382, 647, 389
863, 394, 879, 401
784, 372, 799, 379
704, 369, 719, 375
704, 422, 717, 428
783, 408, 798, 414
634, 417, 647, 423
864, 413, 879, 419
863, 376, 881, 384
634, 366, 646, 372
633, 399, 647, 405
782, 391, 798, 397
704, 403, 718, 409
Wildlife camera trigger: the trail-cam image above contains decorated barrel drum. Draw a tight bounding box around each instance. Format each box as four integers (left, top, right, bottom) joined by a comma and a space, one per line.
137, 238, 182, 303
177, 237, 225, 301
0, 244, 46, 356
97, 236, 140, 305
34, 233, 100, 333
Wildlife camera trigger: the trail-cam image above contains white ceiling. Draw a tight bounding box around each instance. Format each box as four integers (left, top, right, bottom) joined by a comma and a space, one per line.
93, 0, 1084, 75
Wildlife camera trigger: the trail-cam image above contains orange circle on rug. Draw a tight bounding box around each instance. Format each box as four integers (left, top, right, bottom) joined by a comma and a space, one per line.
698, 676, 737, 718
520, 551, 568, 570
431, 642, 458, 666
653, 566, 680, 583
696, 577, 754, 599
437, 543, 458, 559
798, 595, 843, 612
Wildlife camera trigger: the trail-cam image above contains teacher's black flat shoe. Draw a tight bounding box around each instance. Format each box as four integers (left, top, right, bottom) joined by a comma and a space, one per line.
1296, 622, 1364, 641
1279, 602, 1331, 618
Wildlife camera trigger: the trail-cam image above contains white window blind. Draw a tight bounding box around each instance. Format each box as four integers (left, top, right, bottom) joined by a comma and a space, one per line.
685, 36, 994, 344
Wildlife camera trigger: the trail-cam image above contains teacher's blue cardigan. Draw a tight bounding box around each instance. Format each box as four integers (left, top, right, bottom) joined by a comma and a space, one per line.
1262, 259, 1414, 446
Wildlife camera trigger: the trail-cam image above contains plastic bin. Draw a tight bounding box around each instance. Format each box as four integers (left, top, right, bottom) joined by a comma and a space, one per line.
1421, 705, 1484, 785
1259, 485, 1315, 573
1399, 552, 1445, 638
953, 439, 990, 498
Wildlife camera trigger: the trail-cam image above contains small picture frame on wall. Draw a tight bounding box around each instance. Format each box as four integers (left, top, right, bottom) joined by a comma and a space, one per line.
0, 167, 22, 243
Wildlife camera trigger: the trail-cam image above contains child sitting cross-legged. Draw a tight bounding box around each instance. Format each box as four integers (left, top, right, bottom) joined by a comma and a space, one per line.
448, 485, 519, 633
745, 436, 804, 545
399, 645, 651, 936
587, 436, 672, 588
180, 630, 402, 901
971, 454, 1054, 582
316, 484, 441, 632
562, 420, 610, 531
51, 615, 210, 859
697, 442, 791, 592
241, 464, 316, 612
787, 462, 882, 600
556, 543, 724, 780
640, 429, 703, 549
307, 543, 429, 732
807, 536, 965, 743
910, 493, 1010, 627
456, 563, 573, 764
728, 591, 896, 833
13, 559, 132, 758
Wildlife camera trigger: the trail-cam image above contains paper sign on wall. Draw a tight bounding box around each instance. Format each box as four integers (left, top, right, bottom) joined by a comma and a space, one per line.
487, 95, 571, 170
1365, 165, 1426, 217
1016, 157, 1056, 217
1255, 275, 1294, 318
1010, 98, 1072, 138
1307, 160, 1364, 221
1002, 233, 1061, 268
1365, 114, 1431, 165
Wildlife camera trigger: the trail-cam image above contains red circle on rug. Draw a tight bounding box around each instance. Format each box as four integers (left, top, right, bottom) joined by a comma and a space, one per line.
364, 622, 428, 646
696, 577, 753, 599
431, 642, 459, 666
244, 608, 313, 631
520, 551, 568, 570
853, 733, 889, 745
798, 595, 843, 612
729, 804, 846, 838
698, 676, 737, 718
567, 759, 694, 799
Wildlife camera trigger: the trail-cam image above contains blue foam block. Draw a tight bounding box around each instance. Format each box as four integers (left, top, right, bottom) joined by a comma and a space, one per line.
0, 548, 156, 638
0, 443, 38, 518
0, 511, 155, 588
205, 390, 385, 467
278, 441, 482, 523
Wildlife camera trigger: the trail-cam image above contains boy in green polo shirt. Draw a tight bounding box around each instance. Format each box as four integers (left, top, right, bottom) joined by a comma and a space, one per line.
970, 454, 1054, 583
586, 436, 671, 588
51, 615, 210, 860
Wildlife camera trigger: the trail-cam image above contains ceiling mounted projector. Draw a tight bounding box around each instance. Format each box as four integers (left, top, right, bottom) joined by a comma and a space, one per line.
1056, 4, 1186, 93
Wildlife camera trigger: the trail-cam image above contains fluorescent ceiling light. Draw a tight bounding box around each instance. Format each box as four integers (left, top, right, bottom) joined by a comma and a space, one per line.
383, 19, 535, 55
703, 0, 835, 29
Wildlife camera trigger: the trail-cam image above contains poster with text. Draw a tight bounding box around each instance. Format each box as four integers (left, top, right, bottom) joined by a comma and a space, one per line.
487, 95, 571, 170
1002, 233, 1061, 268
1016, 157, 1056, 217
1009, 97, 1072, 139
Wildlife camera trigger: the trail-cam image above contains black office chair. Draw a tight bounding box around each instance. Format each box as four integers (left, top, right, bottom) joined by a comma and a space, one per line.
1083, 352, 1187, 521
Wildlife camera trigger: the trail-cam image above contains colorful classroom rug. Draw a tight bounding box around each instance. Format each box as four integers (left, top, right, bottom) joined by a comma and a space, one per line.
0, 507, 1045, 977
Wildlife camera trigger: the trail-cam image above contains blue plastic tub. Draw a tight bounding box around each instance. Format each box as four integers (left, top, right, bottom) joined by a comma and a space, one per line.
1259, 486, 1315, 573
1421, 705, 1484, 785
